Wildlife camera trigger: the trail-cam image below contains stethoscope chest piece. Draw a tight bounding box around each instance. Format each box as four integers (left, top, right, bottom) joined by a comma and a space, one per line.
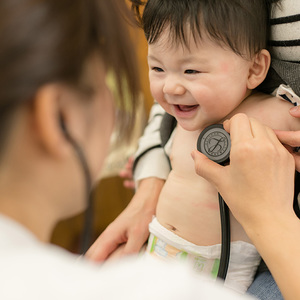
197, 124, 231, 165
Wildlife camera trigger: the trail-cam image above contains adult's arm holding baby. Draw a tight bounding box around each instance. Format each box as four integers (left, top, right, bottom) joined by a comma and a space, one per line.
192, 113, 300, 300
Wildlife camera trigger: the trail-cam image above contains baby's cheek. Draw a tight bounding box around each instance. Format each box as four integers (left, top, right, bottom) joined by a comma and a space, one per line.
149, 82, 157, 98
220, 62, 230, 73
193, 86, 214, 106
194, 87, 227, 118
150, 81, 164, 102
150, 84, 172, 115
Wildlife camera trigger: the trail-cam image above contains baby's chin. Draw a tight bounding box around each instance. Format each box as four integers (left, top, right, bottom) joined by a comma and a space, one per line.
176, 117, 222, 133
175, 119, 203, 132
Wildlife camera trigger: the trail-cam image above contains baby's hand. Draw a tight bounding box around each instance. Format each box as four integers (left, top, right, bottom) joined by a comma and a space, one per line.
119, 156, 135, 189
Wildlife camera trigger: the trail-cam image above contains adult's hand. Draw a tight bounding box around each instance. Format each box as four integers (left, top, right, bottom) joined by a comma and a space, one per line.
275, 106, 300, 171
191, 114, 299, 300
191, 113, 295, 229
86, 177, 164, 262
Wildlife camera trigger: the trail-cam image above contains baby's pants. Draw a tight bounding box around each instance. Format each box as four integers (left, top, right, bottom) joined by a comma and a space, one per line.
146, 217, 261, 294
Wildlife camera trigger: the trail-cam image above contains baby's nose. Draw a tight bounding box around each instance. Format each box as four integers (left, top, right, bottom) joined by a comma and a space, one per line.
163, 76, 185, 95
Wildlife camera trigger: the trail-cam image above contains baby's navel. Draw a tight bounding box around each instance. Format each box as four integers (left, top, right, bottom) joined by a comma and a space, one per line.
165, 223, 178, 232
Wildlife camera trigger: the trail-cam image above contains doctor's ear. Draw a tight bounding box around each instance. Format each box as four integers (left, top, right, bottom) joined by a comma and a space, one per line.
33, 84, 70, 158
247, 49, 271, 90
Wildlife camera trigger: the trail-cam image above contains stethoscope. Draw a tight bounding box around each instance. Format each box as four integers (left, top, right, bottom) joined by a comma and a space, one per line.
197, 124, 231, 280
60, 115, 93, 254
65, 113, 233, 270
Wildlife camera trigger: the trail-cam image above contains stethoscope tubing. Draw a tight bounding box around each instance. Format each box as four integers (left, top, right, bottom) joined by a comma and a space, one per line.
217, 193, 230, 279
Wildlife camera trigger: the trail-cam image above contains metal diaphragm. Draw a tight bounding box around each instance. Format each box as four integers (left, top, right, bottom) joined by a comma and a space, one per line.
197, 124, 231, 165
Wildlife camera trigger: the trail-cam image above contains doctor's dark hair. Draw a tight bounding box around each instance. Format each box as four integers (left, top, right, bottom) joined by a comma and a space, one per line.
0, 0, 139, 146
130, 0, 280, 58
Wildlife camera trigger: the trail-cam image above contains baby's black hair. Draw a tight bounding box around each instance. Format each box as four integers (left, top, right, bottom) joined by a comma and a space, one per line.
131, 0, 280, 58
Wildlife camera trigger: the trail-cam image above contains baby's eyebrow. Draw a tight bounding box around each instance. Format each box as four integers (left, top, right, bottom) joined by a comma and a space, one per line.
147, 55, 160, 61
178, 56, 207, 64
148, 54, 206, 64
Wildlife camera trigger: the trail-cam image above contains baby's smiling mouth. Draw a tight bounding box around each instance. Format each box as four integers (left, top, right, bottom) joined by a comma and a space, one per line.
176, 104, 199, 112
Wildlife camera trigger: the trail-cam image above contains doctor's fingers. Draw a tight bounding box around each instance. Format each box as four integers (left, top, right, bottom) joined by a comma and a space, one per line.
225, 114, 278, 144
290, 105, 300, 118
97, 235, 146, 262
122, 234, 148, 256
85, 227, 125, 262
225, 115, 287, 156
245, 119, 295, 174
275, 129, 300, 148
275, 130, 300, 171
223, 113, 253, 143
286, 148, 300, 172
191, 150, 224, 188
293, 152, 300, 172
247, 117, 291, 152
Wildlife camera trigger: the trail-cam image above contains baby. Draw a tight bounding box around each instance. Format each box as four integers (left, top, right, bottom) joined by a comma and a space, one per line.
130, 0, 300, 293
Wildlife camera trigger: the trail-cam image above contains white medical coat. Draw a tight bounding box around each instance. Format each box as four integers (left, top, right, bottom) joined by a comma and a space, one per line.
0, 214, 254, 300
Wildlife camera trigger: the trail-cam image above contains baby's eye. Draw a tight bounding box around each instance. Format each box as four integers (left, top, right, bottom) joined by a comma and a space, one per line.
152, 67, 164, 72
185, 69, 200, 74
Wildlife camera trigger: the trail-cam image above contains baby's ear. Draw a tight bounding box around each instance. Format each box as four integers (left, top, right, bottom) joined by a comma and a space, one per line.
247, 49, 271, 89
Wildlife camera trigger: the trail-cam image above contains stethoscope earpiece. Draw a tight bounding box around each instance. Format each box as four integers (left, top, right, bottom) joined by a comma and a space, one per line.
197, 124, 231, 165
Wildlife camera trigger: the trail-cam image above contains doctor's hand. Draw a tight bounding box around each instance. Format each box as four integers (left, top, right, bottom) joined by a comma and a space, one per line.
192, 113, 299, 300
86, 177, 164, 262
191, 113, 295, 231
275, 105, 300, 172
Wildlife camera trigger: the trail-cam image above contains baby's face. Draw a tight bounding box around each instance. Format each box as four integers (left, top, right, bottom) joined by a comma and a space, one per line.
148, 28, 253, 131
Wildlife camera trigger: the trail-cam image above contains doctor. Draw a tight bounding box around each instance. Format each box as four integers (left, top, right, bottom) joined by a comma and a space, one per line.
192, 113, 300, 300
0, 0, 255, 299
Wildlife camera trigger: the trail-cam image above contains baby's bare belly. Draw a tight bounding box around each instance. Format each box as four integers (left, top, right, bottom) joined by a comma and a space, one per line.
156, 171, 251, 246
